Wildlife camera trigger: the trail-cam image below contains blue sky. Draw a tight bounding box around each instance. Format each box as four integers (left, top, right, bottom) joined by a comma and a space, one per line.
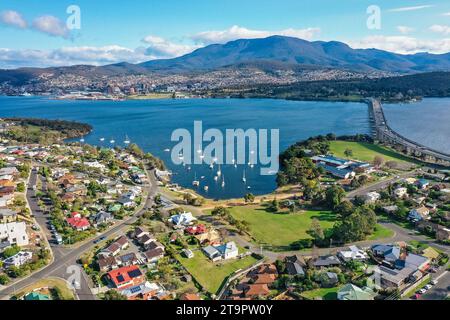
1, 0, 450, 68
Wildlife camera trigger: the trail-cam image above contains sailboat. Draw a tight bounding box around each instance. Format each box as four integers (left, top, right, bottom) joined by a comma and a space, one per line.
192, 173, 200, 187
242, 170, 247, 183
217, 164, 222, 177
124, 135, 131, 145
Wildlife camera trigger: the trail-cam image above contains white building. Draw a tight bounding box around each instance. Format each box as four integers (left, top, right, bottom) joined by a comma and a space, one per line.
394, 187, 408, 198
2, 251, 33, 268
364, 192, 381, 204
0, 222, 29, 246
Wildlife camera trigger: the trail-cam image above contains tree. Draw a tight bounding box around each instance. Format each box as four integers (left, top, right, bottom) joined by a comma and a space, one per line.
103, 290, 127, 300
344, 148, 353, 158
308, 218, 324, 243
0, 274, 9, 285
385, 161, 398, 170
211, 206, 229, 218
325, 185, 345, 209
2, 245, 20, 258
373, 156, 384, 168
244, 193, 255, 203
268, 198, 279, 213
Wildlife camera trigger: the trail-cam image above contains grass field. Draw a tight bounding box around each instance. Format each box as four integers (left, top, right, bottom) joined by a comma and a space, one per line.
329, 141, 415, 164
300, 286, 341, 300
14, 278, 76, 300
228, 206, 336, 246
176, 250, 259, 295
367, 224, 395, 240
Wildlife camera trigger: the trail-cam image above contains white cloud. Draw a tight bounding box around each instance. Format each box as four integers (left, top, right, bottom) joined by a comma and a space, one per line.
429, 24, 450, 35
0, 46, 151, 69
349, 35, 450, 54
142, 35, 200, 58
443, 12, 450, 16
32, 15, 69, 38
397, 26, 415, 34
191, 25, 321, 45
0, 10, 27, 29
388, 5, 434, 12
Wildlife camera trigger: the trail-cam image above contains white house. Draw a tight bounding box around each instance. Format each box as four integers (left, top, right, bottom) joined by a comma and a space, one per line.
169, 212, 196, 227
394, 187, 408, 198
0, 222, 29, 246
2, 251, 33, 268
202, 241, 239, 261
364, 192, 381, 204
337, 246, 368, 262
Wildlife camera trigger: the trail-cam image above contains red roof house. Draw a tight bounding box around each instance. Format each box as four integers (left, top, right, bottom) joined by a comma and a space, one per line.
185, 224, 207, 235
107, 265, 145, 290
66, 212, 90, 231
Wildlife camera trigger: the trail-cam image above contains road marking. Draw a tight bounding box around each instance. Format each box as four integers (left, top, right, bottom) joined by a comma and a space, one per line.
435, 271, 448, 282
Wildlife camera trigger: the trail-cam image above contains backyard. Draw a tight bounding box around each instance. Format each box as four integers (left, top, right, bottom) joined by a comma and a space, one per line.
228, 205, 336, 247
300, 286, 342, 300
176, 249, 259, 295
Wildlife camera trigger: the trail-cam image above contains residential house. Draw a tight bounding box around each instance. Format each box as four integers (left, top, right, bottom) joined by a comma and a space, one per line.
185, 224, 207, 235
2, 251, 33, 268
383, 205, 398, 215
364, 192, 381, 204
143, 247, 165, 263
417, 179, 430, 190
101, 236, 129, 257
337, 246, 368, 262
394, 187, 408, 198
319, 272, 339, 288
337, 284, 376, 300
0, 208, 17, 223
0, 186, 15, 196
0, 194, 14, 207
66, 212, 90, 231
202, 241, 238, 262
117, 253, 139, 267
0, 221, 29, 246
195, 229, 221, 245
182, 249, 194, 259
120, 281, 162, 301
91, 211, 113, 227
97, 256, 119, 272
181, 293, 202, 300
169, 211, 196, 227
23, 292, 51, 301
408, 207, 430, 222
243, 284, 270, 299
106, 265, 145, 290
285, 255, 306, 277
313, 255, 342, 268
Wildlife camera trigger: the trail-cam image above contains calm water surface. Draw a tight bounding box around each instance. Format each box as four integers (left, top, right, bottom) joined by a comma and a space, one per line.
0, 96, 371, 199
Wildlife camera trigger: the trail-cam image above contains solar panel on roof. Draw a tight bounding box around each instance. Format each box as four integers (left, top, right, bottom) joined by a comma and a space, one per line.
127, 269, 142, 278
130, 286, 141, 294
116, 275, 125, 283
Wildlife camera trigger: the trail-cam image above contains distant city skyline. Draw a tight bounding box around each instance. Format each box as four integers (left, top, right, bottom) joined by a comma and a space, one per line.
1, 0, 450, 68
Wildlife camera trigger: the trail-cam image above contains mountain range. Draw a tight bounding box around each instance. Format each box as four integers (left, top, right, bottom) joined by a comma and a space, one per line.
2, 35, 450, 85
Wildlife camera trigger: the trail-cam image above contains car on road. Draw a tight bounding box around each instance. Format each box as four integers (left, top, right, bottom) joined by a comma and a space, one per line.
431, 280, 438, 285
424, 284, 433, 290
31, 224, 40, 231
93, 236, 106, 244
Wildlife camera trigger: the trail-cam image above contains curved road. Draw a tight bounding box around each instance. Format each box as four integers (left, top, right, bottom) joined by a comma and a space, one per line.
0, 165, 158, 300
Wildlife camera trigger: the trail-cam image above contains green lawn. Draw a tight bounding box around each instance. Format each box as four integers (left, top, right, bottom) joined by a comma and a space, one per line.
367, 224, 395, 240
300, 286, 341, 300
329, 141, 414, 164
176, 250, 259, 295
228, 206, 336, 246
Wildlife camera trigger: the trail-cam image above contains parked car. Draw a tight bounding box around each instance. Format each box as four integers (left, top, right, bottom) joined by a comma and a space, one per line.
418, 289, 427, 294
424, 284, 433, 290
93, 236, 106, 244
431, 280, 438, 285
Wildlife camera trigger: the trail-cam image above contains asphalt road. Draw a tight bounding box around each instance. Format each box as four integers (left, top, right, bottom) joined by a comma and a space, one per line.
0, 165, 158, 300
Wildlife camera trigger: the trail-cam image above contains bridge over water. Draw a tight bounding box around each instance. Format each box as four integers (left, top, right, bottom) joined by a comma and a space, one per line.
368, 98, 450, 167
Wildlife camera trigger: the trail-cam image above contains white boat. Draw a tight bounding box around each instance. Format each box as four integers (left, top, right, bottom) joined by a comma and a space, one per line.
214, 176, 219, 182
80, 138, 85, 143
204, 186, 209, 191
192, 173, 200, 187
124, 135, 131, 144
247, 186, 251, 190
217, 164, 222, 177
221, 175, 225, 188
209, 163, 214, 169
250, 164, 254, 169
242, 170, 247, 183
100, 137, 105, 142
234, 163, 238, 168
110, 139, 115, 144
164, 148, 170, 152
